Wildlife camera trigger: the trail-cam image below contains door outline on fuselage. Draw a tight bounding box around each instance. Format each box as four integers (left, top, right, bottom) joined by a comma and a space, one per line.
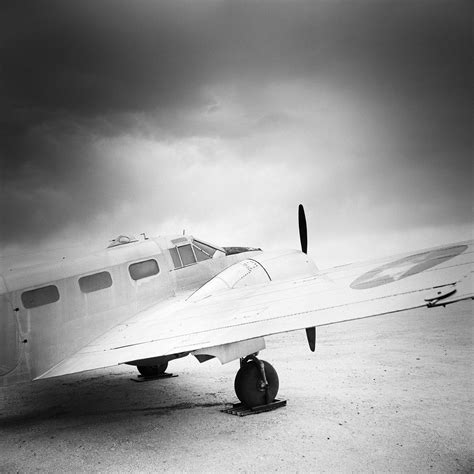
0, 277, 23, 377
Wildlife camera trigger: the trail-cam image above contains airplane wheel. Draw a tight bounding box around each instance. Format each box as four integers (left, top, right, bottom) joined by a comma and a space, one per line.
137, 362, 168, 377
234, 359, 279, 408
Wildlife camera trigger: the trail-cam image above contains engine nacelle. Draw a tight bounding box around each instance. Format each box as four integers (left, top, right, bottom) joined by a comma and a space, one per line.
188, 249, 318, 302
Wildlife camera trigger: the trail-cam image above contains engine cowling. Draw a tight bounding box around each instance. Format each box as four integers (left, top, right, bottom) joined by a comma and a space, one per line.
187, 249, 318, 302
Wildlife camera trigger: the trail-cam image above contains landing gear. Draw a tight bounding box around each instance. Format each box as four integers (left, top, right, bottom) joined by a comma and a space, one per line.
234, 355, 279, 408
137, 362, 168, 378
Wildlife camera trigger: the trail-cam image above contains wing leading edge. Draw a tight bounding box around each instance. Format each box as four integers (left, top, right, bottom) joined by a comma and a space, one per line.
37, 240, 473, 380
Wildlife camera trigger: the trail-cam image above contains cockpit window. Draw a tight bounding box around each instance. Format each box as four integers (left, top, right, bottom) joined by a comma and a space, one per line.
169, 245, 192, 269
193, 240, 218, 258
169, 247, 182, 268
170, 239, 223, 269
193, 245, 210, 262
179, 244, 196, 266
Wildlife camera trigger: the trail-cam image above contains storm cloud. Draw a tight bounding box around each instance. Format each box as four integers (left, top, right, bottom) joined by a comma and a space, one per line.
1, 0, 471, 266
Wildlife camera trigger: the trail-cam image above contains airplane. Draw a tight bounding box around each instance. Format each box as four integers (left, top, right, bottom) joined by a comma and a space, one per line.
0, 205, 472, 409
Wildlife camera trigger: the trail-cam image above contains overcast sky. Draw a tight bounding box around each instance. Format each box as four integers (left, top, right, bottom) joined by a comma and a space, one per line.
1, 0, 471, 267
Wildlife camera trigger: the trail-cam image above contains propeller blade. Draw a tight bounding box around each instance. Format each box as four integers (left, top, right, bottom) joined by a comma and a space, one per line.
300, 205, 314, 352
305, 327, 316, 352
298, 204, 308, 254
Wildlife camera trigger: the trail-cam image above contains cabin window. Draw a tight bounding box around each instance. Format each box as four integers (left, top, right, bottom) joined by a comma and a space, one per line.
21, 285, 60, 309
79, 271, 113, 293
179, 244, 196, 266
129, 259, 159, 280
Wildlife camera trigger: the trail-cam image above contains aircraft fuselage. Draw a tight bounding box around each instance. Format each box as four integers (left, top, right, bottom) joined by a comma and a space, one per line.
0, 235, 261, 386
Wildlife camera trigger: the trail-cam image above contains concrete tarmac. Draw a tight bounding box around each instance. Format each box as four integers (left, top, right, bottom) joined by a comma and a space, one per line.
0, 300, 472, 473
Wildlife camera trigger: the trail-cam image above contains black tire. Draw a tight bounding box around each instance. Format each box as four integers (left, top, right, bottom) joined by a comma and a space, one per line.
137, 362, 168, 377
234, 360, 279, 408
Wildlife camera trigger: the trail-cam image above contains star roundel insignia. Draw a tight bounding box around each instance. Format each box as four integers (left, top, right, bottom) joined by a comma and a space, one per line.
350, 244, 468, 290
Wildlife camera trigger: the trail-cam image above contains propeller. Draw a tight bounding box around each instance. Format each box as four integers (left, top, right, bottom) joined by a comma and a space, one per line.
299, 204, 316, 352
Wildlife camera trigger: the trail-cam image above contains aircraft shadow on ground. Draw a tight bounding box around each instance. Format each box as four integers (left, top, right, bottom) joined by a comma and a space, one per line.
0, 370, 224, 429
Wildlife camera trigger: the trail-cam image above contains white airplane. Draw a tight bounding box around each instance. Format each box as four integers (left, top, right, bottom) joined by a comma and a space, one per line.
1, 206, 472, 408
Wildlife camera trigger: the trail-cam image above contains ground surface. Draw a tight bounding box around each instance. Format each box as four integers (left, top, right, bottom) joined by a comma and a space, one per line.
0, 300, 472, 473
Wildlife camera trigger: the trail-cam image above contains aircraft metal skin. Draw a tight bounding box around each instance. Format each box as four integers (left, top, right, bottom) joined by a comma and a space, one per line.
0, 229, 473, 391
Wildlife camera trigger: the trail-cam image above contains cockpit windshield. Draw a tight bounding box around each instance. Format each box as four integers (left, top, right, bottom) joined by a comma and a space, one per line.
169, 238, 225, 269
168, 236, 261, 270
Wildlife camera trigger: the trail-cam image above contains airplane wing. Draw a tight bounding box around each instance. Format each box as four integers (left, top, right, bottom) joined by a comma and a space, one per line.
37, 240, 473, 379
